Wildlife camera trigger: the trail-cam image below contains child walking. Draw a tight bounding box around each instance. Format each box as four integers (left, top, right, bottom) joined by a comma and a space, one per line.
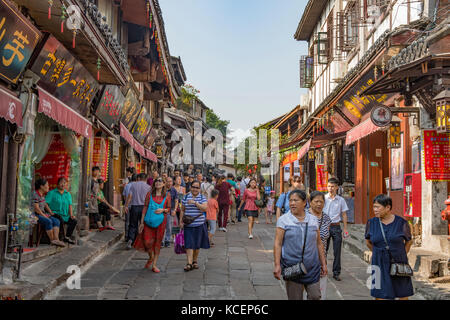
206, 189, 219, 247
266, 191, 275, 224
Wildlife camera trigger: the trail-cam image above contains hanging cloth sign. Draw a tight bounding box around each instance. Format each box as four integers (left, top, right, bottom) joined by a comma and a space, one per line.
423, 130, 450, 181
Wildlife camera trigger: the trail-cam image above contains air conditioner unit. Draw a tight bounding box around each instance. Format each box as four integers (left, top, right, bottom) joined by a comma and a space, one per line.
299, 94, 309, 110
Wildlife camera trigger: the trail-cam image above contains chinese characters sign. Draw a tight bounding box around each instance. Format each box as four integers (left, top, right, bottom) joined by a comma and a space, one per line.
343, 150, 354, 183
144, 128, 158, 149
95, 85, 125, 129
335, 71, 394, 125
0, 0, 41, 84
423, 130, 450, 181
31, 35, 99, 117
131, 108, 151, 144
35, 134, 70, 190
120, 88, 142, 131
91, 137, 109, 181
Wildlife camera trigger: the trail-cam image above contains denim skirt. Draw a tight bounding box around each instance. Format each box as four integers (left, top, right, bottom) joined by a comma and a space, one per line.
184, 223, 210, 250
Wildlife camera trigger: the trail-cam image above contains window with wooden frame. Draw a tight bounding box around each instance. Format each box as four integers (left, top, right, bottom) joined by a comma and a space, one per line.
337, 1, 359, 52
300, 56, 314, 88
364, 0, 386, 24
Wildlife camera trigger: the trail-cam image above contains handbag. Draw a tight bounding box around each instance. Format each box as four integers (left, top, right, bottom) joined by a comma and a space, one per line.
281, 223, 309, 281
378, 218, 413, 277
144, 194, 167, 228
174, 230, 186, 254
255, 190, 264, 208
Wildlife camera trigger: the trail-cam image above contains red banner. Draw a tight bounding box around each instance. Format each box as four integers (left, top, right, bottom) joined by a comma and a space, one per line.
423, 130, 450, 181
35, 135, 70, 190
316, 164, 328, 192
91, 137, 109, 181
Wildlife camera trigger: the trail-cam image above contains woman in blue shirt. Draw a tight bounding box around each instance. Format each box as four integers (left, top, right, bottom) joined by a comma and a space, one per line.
273, 190, 327, 300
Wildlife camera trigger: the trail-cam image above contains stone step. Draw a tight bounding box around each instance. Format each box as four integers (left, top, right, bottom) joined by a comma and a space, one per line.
0, 219, 125, 300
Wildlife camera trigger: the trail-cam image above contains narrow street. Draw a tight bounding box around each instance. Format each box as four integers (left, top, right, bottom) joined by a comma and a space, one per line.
47, 220, 424, 300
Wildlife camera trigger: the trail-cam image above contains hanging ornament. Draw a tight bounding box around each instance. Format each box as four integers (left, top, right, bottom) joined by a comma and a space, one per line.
97, 57, 101, 81
61, 4, 67, 33
150, 13, 153, 29
72, 29, 77, 48
326, 113, 329, 127
48, 0, 53, 20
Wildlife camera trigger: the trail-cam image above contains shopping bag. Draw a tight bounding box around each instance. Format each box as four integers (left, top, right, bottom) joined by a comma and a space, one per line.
174, 230, 186, 254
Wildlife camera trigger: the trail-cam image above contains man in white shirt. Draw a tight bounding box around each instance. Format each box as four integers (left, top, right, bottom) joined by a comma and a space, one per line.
323, 178, 349, 282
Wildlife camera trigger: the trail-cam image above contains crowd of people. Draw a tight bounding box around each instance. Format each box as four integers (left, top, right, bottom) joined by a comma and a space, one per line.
31, 166, 415, 300
121, 167, 274, 273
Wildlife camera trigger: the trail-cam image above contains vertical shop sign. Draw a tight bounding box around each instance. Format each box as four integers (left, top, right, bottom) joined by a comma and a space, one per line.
35, 134, 70, 190
0, 0, 42, 84
423, 130, 450, 181
316, 164, 328, 192
91, 137, 109, 181
343, 150, 354, 183
131, 108, 152, 144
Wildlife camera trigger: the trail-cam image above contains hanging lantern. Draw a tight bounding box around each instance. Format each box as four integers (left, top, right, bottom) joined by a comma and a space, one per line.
97, 57, 101, 81
61, 4, 66, 33
48, 0, 53, 19
434, 88, 450, 133
254, 165, 257, 170
387, 121, 401, 149
72, 29, 77, 48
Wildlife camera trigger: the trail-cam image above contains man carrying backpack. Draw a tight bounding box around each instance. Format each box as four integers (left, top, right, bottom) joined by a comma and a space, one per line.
275, 176, 304, 221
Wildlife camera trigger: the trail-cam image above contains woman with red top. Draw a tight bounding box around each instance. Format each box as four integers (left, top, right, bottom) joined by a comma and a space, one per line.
215, 175, 234, 232
238, 178, 260, 239
134, 178, 171, 273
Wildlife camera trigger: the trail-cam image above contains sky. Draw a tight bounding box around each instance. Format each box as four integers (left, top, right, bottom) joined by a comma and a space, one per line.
159, 0, 308, 145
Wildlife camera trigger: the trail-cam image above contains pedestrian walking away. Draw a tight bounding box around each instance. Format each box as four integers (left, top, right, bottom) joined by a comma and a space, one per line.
273, 190, 327, 300
206, 189, 219, 247
123, 174, 137, 242
324, 178, 349, 281
215, 175, 233, 232
45, 177, 78, 245
365, 194, 414, 300
306, 191, 332, 299
134, 178, 171, 272
180, 181, 210, 272
125, 173, 151, 249
238, 178, 260, 239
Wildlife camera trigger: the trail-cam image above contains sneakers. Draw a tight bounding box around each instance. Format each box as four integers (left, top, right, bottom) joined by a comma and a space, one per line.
248, 234, 253, 239
126, 240, 133, 250
222, 228, 227, 233
106, 226, 116, 231
218, 227, 224, 232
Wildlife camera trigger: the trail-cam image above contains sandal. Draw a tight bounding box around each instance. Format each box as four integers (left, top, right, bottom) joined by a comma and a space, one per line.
152, 266, 160, 273
144, 259, 153, 269
184, 264, 193, 272
192, 261, 199, 269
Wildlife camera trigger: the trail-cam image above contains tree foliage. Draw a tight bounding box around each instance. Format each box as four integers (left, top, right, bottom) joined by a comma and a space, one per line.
206, 109, 230, 136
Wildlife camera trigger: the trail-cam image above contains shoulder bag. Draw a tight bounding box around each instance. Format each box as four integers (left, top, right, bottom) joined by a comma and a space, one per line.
281, 223, 309, 281
378, 218, 413, 277
254, 189, 264, 208
144, 194, 168, 228
280, 192, 289, 214
182, 194, 204, 226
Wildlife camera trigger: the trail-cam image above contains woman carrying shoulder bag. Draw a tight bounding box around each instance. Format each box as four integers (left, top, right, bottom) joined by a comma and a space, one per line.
365, 194, 414, 300
273, 190, 327, 300
134, 178, 171, 273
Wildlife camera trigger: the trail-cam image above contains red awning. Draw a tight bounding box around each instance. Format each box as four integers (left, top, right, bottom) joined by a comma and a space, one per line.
297, 139, 312, 160
38, 87, 92, 138
282, 152, 298, 166
345, 117, 386, 146
145, 149, 158, 163
120, 122, 146, 158
0, 86, 23, 127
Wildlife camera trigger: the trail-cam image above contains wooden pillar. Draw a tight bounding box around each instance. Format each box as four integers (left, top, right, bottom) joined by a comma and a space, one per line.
78, 137, 89, 233
280, 163, 284, 193
0, 121, 8, 273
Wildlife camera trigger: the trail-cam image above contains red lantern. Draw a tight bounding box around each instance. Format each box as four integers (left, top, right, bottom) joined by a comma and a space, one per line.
254, 165, 257, 170
249, 169, 252, 174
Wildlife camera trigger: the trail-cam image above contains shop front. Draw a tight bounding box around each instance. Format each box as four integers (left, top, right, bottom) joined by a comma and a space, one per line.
15, 33, 97, 245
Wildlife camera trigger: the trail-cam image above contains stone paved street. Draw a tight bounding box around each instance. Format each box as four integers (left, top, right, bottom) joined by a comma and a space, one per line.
47, 219, 424, 300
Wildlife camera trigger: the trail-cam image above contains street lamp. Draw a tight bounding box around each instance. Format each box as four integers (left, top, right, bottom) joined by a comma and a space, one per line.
434, 88, 450, 133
